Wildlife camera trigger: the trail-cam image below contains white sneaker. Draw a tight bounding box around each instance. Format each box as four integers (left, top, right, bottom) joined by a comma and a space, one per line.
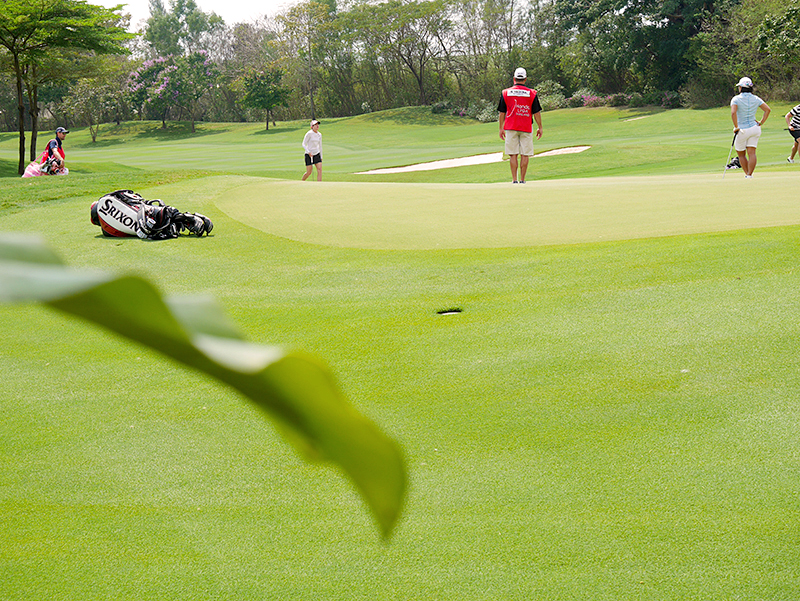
745, 175, 753, 179
789, 158, 795, 163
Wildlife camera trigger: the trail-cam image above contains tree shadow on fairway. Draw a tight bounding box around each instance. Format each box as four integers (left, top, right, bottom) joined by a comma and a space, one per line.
618, 106, 666, 119
72, 122, 233, 148
68, 162, 144, 174
250, 124, 306, 136
0, 157, 20, 178
354, 106, 470, 127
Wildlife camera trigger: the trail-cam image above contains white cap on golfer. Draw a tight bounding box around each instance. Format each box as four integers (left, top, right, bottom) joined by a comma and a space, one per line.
514, 67, 527, 80
736, 76, 753, 88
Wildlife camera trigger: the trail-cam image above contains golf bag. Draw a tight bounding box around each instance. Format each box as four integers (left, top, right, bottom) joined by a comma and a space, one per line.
22, 156, 69, 178
90, 190, 213, 240
725, 156, 741, 170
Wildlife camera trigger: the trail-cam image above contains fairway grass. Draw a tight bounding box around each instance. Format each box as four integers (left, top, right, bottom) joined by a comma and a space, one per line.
2, 108, 800, 599
3, 103, 798, 182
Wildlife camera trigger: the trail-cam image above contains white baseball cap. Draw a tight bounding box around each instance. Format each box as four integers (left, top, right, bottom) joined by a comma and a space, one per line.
514, 67, 527, 80
736, 76, 753, 88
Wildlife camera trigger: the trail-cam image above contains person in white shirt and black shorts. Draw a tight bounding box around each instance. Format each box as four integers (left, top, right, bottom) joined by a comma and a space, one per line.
302, 120, 323, 181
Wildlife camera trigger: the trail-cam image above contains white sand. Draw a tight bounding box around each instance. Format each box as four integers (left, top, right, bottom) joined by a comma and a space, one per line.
356, 146, 591, 174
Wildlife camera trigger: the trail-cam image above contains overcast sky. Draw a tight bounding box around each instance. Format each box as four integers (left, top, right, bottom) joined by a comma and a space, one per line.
96, 0, 298, 30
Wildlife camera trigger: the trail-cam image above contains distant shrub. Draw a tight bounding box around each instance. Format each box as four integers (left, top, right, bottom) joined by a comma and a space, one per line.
534, 80, 566, 97
628, 92, 645, 107
565, 87, 596, 108
466, 99, 498, 123
678, 80, 731, 108
539, 93, 566, 111
431, 100, 453, 114
642, 89, 663, 105
582, 94, 607, 107
609, 93, 629, 107
661, 90, 682, 109
532, 80, 566, 112
361, 101, 372, 114
566, 95, 585, 108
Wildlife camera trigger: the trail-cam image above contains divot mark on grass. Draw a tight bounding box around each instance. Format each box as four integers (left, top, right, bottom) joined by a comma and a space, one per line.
436, 308, 463, 315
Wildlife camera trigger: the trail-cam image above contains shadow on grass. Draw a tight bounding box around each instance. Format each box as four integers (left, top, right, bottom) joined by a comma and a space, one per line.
73, 122, 234, 148
354, 107, 468, 127
251, 124, 305, 136
68, 162, 145, 174
0, 157, 22, 178
0, 159, 144, 178
617, 106, 666, 119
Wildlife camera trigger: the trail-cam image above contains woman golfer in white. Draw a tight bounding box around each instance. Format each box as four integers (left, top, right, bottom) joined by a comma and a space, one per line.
302, 119, 322, 181
730, 76, 770, 179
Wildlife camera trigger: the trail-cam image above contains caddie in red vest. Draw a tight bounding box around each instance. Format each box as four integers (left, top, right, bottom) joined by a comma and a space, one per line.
498, 68, 543, 183
40, 127, 68, 166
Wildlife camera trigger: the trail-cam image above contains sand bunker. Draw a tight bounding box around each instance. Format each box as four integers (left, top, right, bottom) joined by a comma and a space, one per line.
356, 146, 591, 175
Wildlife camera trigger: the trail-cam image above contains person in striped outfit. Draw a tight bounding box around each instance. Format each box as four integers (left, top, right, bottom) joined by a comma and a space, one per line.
784, 103, 800, 163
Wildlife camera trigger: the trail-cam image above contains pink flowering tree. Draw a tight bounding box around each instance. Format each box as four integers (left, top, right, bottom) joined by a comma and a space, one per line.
127, 57, 174, 127
127, 52, 218, 131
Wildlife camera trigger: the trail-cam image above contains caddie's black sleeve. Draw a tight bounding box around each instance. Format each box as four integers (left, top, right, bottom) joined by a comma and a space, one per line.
498, 96, 507, 113
532, 95, 542, 115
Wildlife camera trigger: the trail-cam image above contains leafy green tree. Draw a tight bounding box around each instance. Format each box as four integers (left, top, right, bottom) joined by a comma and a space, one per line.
62, 78, 119, 142
242, 69, 291, 130
211, 21, 280, 122
276, 1, 331, 120
0, 0, 131, 174
24, 52, 129, 159
311, 14, 361, 116
348, 0, 451, 106
170, 51, 220, 132
144, 0, 225, 57
685, 0, 785, 106
551, 0, 724, 93
758, 0, 800, 64
447, 0, 512, 102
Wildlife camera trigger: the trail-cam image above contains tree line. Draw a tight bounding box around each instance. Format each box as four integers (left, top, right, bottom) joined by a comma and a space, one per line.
2, 0, 800, 173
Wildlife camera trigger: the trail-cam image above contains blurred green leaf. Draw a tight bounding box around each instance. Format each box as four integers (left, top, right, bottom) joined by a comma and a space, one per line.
0, 234, 405, 537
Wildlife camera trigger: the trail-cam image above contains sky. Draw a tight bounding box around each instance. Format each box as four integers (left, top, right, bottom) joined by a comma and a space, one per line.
96, 0, 298, 30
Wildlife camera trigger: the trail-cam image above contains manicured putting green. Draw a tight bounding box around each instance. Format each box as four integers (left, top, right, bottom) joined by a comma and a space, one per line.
214, 172, 800, 250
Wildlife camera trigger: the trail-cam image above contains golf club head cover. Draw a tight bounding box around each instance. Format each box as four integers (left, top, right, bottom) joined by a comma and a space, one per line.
182, 213, 214, 237
136, 204, 182, 240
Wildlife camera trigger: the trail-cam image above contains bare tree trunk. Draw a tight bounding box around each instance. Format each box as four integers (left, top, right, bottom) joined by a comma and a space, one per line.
25, 65, 40, 162
12, 54, 26, 175
307, 39, 316, 119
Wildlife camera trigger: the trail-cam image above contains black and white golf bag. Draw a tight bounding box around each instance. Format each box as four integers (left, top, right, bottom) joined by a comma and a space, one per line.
90, 190, 213, 240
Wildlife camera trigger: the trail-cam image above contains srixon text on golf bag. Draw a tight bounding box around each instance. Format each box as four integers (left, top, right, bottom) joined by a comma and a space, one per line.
90, 190, 213, 240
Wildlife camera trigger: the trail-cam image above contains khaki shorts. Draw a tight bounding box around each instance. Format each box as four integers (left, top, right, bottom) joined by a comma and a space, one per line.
734, 125, 761, 151
504, 130, 534, 156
